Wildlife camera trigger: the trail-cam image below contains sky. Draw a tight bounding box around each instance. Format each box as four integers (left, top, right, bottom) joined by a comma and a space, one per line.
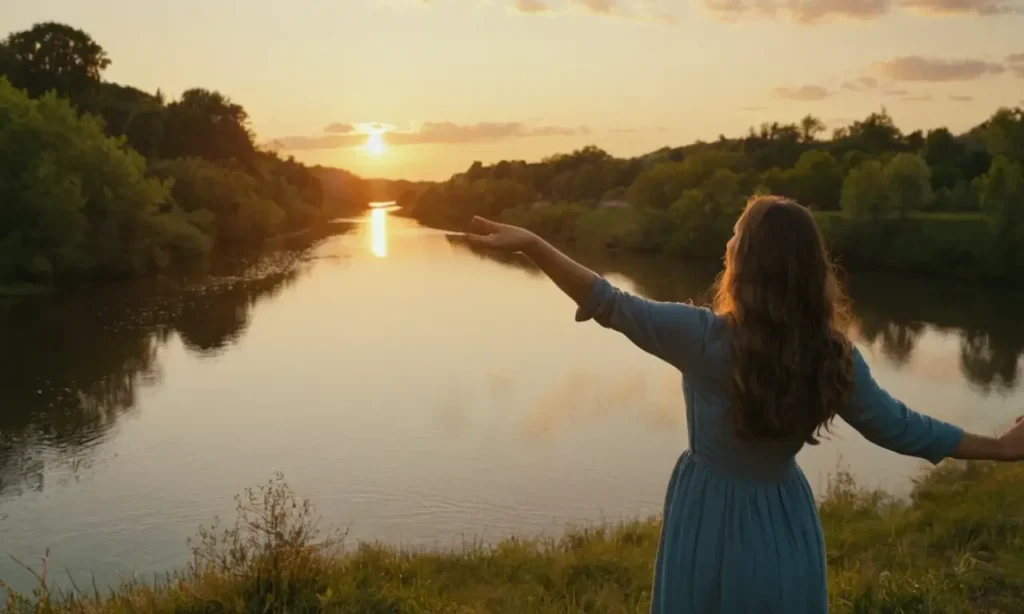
2, 0, 1023, 180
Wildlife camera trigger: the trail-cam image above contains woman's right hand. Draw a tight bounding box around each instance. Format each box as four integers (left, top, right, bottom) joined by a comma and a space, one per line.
998, 416, 1024, 461
465, 216, 539, 254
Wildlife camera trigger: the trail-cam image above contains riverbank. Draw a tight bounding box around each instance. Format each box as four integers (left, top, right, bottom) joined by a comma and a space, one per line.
495, 204, 1022, 283
5, 461, 1024, 613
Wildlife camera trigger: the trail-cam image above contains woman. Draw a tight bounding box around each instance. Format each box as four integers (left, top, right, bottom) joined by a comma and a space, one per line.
466, 195, 1024, 613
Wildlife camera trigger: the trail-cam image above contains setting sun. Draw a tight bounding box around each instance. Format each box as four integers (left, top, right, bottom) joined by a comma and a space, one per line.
364, 133, 386, 157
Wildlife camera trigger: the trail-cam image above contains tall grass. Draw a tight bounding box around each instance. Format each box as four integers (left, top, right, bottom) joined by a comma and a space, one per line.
5, 462, 1024, 613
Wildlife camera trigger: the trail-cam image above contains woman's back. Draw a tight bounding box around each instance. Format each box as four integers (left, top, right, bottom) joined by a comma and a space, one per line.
464, 196, 1024, 613
577, 276, 962, 612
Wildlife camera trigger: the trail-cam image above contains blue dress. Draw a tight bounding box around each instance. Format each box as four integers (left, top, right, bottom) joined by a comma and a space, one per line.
575, 277, 965, 613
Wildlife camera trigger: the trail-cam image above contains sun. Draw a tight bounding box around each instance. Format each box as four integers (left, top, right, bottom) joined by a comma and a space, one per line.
364, 133, 386, 157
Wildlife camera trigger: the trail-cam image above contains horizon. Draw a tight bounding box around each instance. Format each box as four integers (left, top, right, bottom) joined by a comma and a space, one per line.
2, 1, 1023, 181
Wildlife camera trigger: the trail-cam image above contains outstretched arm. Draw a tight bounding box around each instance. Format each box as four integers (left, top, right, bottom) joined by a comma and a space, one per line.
952, 419, 1024, 461
466, 216, 711, 371
841, 348, 1024, 463
467, 216, 597, 306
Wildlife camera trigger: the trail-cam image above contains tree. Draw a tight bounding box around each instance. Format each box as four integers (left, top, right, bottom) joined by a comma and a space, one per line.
0, 78, 208, 282
0, 22, 109, 107
792, 150, 842, 209
160, 88, 255, 163
982, 107, 1024, 163
799, 115, 826, 143
975, 156, 1024, 266
923, 128, 966, 193
843, 110, 903, 156
884, 153, 933, 217
841, 160, 888, 220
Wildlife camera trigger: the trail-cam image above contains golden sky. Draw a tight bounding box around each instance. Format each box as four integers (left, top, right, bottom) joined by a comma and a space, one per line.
3, 0, 1023, 180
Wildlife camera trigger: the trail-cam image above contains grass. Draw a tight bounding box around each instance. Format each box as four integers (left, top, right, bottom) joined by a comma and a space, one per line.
5, 463, 1024, 613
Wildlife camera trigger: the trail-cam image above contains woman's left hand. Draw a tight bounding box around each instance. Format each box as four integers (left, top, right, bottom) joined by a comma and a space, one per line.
465, 216, 539, 253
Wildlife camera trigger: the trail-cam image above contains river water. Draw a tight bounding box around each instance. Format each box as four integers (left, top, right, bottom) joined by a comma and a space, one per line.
1, 210, 1022, 591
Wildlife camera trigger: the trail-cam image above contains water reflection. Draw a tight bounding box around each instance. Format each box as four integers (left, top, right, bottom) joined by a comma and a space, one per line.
370, 208, 388, 258
0, 249, 307, 499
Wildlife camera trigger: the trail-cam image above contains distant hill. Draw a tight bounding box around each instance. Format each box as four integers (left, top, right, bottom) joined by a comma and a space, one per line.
311, 166, 437, 213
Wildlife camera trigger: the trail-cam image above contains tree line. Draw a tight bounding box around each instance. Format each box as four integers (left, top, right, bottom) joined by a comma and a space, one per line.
0, 22, 370, 286
405, 108, 1024, 280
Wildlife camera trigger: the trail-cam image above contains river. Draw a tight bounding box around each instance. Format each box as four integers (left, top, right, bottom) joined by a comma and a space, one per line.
1, 209, 1022, 592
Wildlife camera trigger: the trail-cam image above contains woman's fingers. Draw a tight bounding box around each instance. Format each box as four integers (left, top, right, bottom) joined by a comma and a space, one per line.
471, 216, 502, 233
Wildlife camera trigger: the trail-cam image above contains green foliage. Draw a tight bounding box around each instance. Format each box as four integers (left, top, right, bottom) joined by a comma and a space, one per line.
841, 160, 888, 221
0, 21, 347, 286
0, 78, 209, 282
151, 157, 285, 244
0, 22, 109, 108
8, 463, 1024, 613
982, 107, 1024, 163
792, 149, 842, 210
160, 88, 255, 163
884, 153, 933, 217
975, 156, 1024, 268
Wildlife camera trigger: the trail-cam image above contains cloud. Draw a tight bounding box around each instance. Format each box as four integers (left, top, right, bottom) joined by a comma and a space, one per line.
902, 93, 935, 101
883, 87, 909, 96
873, 56, 1005, 82
513, 0, 550, 12
773, 85, 831, 100
324, 123, 354, 134
700, 0, 1019, 21
609, 125, 668, 133
272, 134, 364, 150
702, 0, 889, 24
902, 0, 1021, 15
1010, 53, 1024, 78
950, 94, 974, 102
841, 76, 879, 92
573, 0, 614, 13
274, 121, 592, 151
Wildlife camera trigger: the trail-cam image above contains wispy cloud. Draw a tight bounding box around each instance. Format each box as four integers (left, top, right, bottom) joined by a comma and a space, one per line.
513, 0, 550, 13
274, 121, 592, 150
902, 93, 935, 101
873, 56, 1005, 82
1010, 53, 1024, 78
773, 85, 831, 100
495, 0, 678, 21
841, 76, 879, 92
902, 0, 1021, 15
324, 123, 355, 134
950, 94, 974, 102
700, 0, 1018, 21
702, 0, 889, 24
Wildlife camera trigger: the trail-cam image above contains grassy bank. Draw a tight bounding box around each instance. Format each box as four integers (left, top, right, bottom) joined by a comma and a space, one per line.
5, 462, 1024, 613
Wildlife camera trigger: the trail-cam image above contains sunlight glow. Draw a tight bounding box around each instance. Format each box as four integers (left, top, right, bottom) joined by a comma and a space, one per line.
364, 133, 386, 157
370, 207, 388, 258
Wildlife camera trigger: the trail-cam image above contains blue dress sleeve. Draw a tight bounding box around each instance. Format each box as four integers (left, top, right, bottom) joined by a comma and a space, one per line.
574, 276, 712, 372
839, 347, 963, 465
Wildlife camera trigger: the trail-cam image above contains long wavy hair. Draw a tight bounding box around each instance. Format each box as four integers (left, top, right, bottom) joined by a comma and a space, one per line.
713, 195, 854, 445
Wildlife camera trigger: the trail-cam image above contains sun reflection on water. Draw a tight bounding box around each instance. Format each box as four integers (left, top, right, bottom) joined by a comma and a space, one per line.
370, 207, 388, 258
